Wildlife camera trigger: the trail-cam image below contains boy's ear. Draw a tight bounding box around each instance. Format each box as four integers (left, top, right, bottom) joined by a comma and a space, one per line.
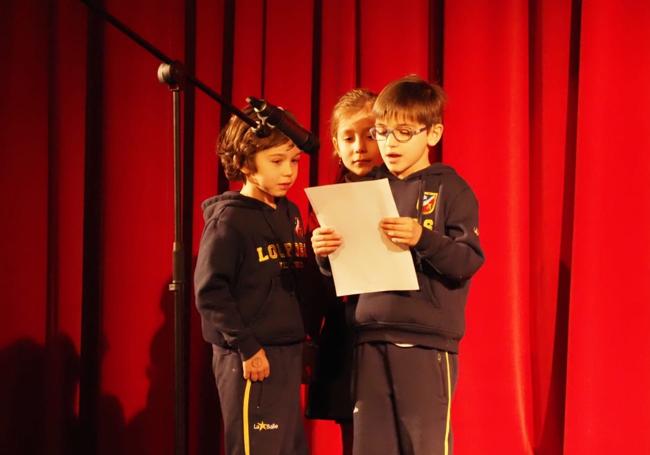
236, 156, 251, 176
427, 124, 444, 147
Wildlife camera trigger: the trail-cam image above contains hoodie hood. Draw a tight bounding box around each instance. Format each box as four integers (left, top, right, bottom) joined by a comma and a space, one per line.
371, 162, 457, 181
369, 162, 461, 226
201, 191, 286, 222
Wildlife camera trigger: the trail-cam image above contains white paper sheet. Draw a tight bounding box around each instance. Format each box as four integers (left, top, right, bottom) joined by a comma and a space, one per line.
305, 179, 419, 296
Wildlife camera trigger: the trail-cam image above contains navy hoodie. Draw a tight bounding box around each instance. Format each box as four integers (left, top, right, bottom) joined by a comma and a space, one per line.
194, 192, 307, 360
353, 163, 484, 353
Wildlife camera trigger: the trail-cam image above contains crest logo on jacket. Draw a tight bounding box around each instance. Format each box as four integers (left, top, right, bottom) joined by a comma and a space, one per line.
419, 192, 438, 215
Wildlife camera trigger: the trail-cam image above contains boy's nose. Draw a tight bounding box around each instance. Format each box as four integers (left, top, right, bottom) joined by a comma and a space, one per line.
385, 134, 399, 147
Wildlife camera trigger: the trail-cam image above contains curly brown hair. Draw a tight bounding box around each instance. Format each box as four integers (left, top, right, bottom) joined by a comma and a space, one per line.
218, 105, 292, 181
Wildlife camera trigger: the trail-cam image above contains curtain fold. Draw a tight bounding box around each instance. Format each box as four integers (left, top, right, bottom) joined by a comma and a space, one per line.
444, 1, 533, 453
564, 1, 650, 452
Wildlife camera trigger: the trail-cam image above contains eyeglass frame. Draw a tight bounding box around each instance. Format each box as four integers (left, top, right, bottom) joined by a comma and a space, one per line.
369, 125, 428, 143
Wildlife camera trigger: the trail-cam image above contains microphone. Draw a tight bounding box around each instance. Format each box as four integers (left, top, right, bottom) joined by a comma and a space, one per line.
246, 96, 320, 154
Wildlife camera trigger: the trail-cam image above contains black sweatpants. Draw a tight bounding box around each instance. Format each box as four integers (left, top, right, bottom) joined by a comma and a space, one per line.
352, 342, 458, 455
212, 343, 308, 455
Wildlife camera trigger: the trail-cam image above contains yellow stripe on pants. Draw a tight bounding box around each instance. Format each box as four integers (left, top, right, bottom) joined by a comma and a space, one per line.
444, 352, 452, 455
243, 379, 252, 455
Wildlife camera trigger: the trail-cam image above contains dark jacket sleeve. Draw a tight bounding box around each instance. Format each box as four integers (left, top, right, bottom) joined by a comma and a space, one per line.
413, 187, 484, 282
194, 217, 261, 360
315, 254, 333, 277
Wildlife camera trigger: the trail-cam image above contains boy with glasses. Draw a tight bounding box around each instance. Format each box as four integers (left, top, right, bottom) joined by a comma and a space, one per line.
312, 75, 484, 455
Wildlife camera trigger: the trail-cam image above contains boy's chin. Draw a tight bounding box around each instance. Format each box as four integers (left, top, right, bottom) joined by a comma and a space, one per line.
385, 163, 402, 174
271, 188, 291, 198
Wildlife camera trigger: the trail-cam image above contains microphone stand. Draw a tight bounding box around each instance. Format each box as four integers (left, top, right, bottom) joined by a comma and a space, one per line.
78, 2, 259, 455
157, 62, 188, 455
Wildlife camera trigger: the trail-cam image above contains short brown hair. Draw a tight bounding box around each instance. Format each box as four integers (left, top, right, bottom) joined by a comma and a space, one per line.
373, 75, 446, 126
330, 88, 377, 139
217, 106, 292, 181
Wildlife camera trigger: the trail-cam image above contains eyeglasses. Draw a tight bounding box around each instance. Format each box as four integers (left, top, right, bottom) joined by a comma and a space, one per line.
369, 126, 428, 143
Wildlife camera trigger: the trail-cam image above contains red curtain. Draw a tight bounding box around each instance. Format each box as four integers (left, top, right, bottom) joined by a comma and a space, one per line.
2, 0, 650, 453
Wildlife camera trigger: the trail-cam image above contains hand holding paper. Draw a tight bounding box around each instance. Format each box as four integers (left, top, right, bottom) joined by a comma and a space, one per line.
311, 226, 342, 257
305, 179, 419, 296
380, 217, 423, 246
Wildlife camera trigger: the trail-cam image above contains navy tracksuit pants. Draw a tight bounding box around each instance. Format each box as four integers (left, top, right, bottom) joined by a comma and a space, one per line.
352, 342, 458, 455
212, 343, 307, 455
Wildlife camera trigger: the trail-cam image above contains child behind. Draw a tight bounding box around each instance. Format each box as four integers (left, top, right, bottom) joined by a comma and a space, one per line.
312, 75, 485, 455
194, 106, 308, 455
305, 88, 382, 454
